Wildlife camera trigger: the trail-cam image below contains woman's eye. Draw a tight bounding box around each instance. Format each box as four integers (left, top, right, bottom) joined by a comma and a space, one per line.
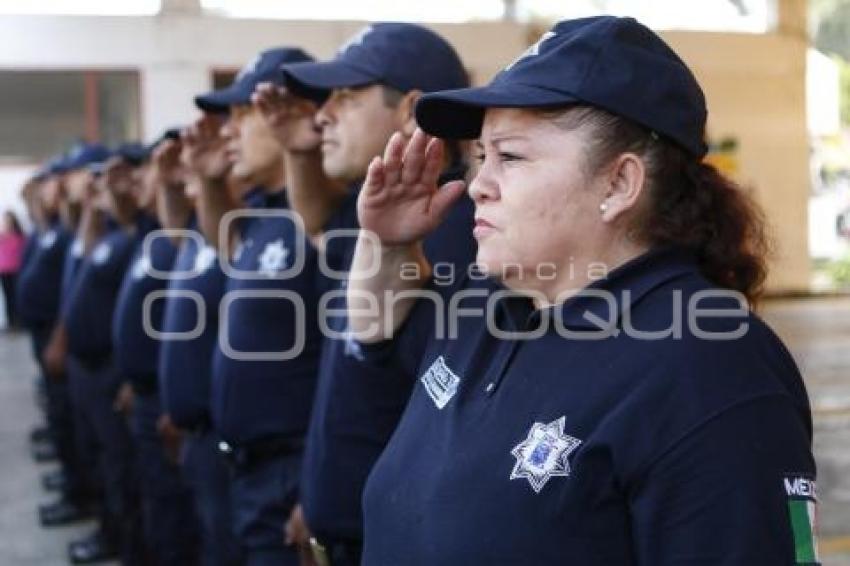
472, 153, 485, 163
499, 152, 522, 162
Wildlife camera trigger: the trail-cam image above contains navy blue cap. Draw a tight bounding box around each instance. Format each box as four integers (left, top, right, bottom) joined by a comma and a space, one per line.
146, 127, 182, 154
415, 16, 708, 157
56, 142, 111, 174
42, 155, 68, 177
115, 142, 149, 166
281, 23, 469, 101
195, 47, 314, 113
30, 155, 63, 181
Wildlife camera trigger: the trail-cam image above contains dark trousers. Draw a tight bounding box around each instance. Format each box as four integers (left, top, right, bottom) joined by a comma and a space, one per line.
230, 451, 302, 566
30, 323, 87, 500
1, 273, 17, 327
130, 392, 200, 566
66, 355, 141, 563
182, 429, 242, 566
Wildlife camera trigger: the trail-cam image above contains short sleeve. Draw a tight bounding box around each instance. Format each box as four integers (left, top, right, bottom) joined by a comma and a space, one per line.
630, 394, 819, 566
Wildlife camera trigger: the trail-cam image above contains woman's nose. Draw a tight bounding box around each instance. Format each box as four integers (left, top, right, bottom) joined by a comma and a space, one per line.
468, 166, 499, 204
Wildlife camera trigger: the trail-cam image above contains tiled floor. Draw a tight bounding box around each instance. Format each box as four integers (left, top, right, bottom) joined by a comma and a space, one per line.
0, 330, 112, 565
0, 296, 848, 564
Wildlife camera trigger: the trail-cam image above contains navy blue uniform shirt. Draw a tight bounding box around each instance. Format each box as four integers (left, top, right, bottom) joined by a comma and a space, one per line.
63, 221, 142, 360
360, 248, 817, 565
16, 220, 71, 327
113, 215, 178, 388
301, 171, 476, 543
159, 221, 227, 429
211, 190, 323, 446
60, 236, 85, 309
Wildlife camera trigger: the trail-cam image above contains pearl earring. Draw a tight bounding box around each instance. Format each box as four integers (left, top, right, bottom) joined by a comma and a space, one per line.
599, 202, 609, 214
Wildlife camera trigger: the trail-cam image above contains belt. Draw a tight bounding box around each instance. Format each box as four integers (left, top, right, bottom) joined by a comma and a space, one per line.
218, 435, 304, 471
187, 416, 212, 436
130, 376, 158, 396
72, 353, 112, 371
309, 537, 362, 566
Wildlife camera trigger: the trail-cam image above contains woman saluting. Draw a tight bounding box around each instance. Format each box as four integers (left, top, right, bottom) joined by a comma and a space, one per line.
348, 16, 818, 566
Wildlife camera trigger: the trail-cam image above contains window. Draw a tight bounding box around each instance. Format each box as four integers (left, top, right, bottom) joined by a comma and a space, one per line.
0, 70, 141, 164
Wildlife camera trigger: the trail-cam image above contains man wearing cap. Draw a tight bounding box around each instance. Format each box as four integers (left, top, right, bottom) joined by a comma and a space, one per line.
19, 144, 109, 531
155, 132, 244, 566
55, 151, 105, 514
189, 46, 324, 566
111, 133, 201, 565
345, 16, 818, 564
253, 23, 476, 565
60, 144, 156, 564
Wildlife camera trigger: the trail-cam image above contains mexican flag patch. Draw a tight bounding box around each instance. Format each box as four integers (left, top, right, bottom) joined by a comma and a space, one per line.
784, 474, 820, 565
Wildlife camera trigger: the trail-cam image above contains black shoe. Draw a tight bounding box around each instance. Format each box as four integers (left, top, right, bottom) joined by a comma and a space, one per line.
41, 469, 67, 492
31, 439, 57, 463
38, 498, 93, 526
68, 530, 118, 564
29, 426, 51, 444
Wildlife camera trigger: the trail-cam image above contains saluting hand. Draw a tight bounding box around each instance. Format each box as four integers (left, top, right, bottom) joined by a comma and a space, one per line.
252, 83, 322, 153
150, 138, 185, 189
284, 504, 318, 566
156, 413, 184, 465
181, 114, 231, 182
358, 128, 466, 247
112, 382, 134, 416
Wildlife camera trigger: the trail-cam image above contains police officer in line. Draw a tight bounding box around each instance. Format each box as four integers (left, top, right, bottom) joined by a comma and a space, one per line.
345, 16, 818, 565
19, 144, 110, 529
16, 167, 64, 460
56, 148, 109, 523
58, 143, 156, 564
17, 176, 50, 447
250, 23, 476, 565
111, 131, 201, 565
186, 46, 322, 565
154, 132, 243, 566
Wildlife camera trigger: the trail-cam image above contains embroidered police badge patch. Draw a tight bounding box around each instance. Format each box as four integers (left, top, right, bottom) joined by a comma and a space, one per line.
91, 242, 111, 265
257, 238, 289, 278
71, 238, 84, 258
420, 355, 460, 410
39, 230, 58, 249
510, 417, 582, 493
193, 245, 216, 274
131, 255, 151, 280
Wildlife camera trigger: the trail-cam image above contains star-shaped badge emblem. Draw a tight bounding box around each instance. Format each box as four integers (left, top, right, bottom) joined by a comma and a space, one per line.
510, 416, 582, 493
131, 255, 151, 280
257, 238, 289, 278
92, 242, 111, 265
193, 245, 216, 274
39, 230, 58, 249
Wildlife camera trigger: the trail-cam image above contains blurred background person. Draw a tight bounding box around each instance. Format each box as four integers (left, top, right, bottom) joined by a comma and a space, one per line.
0, 209, 26, 330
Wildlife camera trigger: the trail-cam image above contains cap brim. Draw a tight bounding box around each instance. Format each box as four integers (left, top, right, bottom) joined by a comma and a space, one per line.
88, 162, 107, 175
415, 83, 579, 139
281, 60, 377, 101
194, 83, 249, 113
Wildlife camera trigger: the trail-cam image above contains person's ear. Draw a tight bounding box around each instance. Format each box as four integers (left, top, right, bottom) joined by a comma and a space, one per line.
396, 89, 423, 137
598, 153, 646, 223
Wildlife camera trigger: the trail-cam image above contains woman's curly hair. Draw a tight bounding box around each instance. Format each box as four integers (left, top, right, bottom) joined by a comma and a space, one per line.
543, 105, 772, 306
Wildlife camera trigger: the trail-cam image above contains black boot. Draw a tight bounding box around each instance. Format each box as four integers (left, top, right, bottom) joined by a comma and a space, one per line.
68, 529, 119, 564
38, 497, 93, 526
41, 469, 68, 492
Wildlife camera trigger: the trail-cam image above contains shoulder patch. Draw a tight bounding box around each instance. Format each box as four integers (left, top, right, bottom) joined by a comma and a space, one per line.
784, 474, 820, 565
